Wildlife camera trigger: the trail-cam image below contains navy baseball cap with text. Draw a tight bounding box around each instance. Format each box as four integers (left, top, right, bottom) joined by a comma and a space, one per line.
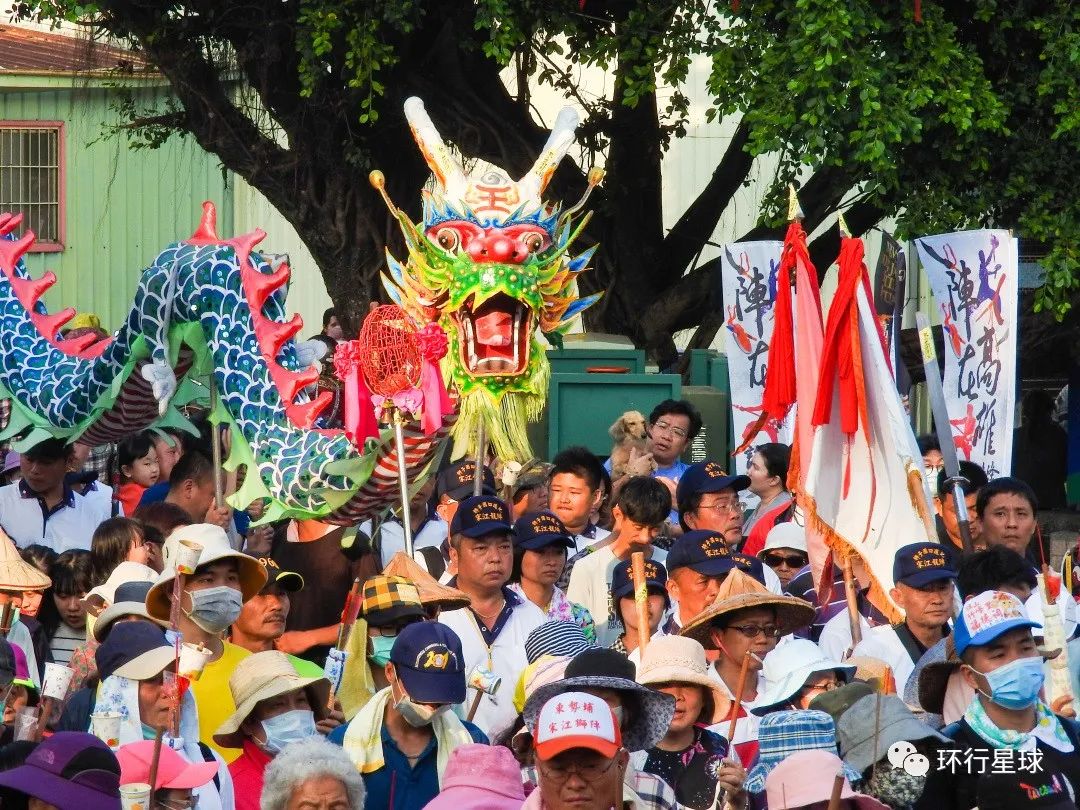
675, 461, 750, 506
437, 460, 497, 501
514, 511, 574, 551
450, 495, 513, 538
893, 542, 957, 588
665, 530, 736, 577
390, 622, 466, 704
610, 557, 669, 603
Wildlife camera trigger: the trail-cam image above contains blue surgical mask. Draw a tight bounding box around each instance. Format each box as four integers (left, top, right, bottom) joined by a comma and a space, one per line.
183, 586, 243, 633
260, 709, 317, 754
369, 635, 396, 667
971, 656, 1045, 710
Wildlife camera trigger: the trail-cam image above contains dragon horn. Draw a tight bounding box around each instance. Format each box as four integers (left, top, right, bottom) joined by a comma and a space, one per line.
403, 97, 467, 195
520, 106, 580, 198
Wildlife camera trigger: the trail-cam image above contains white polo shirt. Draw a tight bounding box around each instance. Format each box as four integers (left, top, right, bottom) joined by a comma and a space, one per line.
363, 516, 449, 568
0, 481, 111, 552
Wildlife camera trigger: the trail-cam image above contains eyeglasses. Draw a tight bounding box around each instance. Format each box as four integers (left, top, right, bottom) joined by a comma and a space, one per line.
763, 552, 808, 569
801, 681, 839, 696
539, 751, 623, 782
653, 421, 688, 440
726, 624, 781, 639
698, 500, 739, 514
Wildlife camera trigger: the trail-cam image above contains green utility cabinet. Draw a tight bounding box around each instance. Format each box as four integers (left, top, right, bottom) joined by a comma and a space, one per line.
546, 348, 647, 375
546, 373, 681, 459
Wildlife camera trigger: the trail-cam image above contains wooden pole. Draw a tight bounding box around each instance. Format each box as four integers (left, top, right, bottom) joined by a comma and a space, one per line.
147, 726, 165, 791
842, 555, 863, 648
826, 771, 846, 810
631, 551, 650, 655
726, 651, 752, 745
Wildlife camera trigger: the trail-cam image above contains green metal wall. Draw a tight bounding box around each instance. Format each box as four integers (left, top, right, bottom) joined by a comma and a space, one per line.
0, 81, 233, 330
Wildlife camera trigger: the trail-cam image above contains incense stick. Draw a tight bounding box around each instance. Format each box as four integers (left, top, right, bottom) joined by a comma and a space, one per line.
727, 651, 752, 744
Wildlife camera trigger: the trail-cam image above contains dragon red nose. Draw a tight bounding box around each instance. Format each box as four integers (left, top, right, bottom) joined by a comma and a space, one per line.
464, 231, 527, 264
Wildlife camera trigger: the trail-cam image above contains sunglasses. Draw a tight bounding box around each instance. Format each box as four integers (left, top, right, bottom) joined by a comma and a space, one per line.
726, 623, 781, 639
763, 552, 808, 569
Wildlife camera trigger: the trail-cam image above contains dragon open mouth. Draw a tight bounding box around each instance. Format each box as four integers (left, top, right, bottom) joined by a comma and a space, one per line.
457, 294, 531, 377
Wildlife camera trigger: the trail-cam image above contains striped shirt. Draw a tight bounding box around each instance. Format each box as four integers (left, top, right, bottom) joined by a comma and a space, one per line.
49, 621, 84, 666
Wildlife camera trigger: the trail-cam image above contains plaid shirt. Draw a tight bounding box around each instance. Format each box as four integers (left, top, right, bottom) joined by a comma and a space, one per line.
80, 443, 115, 483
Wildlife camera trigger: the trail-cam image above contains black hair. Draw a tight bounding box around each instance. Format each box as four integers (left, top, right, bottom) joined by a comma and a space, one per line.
975, 476, 1039, 518
648, 399, 703, 442
615, 476, 671, 528
957, 546, 1038, 600
917, 434, 940, 456
21, 438, 72, 464
937, 461, 989, 500
89, 517, 145, 586
754, 443, 791, 484
509, 543, 568, 584
39, 549, 94, 639
133, 501, 192, 537
549, 446, 604, 493
168, 450, 214, 488
117, 431, 155, 477
322, 307, 337, 329
19, 544, 57, 576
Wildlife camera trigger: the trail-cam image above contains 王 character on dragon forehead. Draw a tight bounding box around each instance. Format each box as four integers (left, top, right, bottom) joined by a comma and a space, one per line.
373, 97, 603, 463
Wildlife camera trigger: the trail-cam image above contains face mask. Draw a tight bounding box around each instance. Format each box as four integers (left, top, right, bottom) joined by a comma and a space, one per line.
393, 682, 448, 728
970, 656, 1045, 710
183, 586, 243, 633
370, 635, 395, 667
259, 709, 317, 755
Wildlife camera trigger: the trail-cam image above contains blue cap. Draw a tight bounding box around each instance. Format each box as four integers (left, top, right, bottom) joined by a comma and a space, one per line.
94, 620, 168, 682
675, 461, 750, 508
437, 460, 496, 501
892, 542, 957, 588
450, 495, 513, 538
731, 552, 767, 586
610, 557, 669, 602
665, 530, 736, 577
390, 622, 466, 704
513, 511, 574, 551
954, 590, 1041, 658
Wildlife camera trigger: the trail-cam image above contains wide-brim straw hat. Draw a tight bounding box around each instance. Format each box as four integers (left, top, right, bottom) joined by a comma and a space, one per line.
0, 530, 50, 592
146, 524, 267, 622
679, 568, 815, 648
213, 650, 330, 749
636, 635, 731, 724
382, 552, 471, 611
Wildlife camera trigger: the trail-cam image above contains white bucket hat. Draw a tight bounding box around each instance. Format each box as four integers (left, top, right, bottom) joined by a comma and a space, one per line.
751, 638, 855, 716
760, 522, 807, 555
145, 524, 267, 622
85, 562, 157, 606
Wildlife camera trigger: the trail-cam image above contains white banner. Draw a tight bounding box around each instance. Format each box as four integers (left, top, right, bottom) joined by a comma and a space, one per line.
719, 241, 792, 478
915, 230, 1018, 477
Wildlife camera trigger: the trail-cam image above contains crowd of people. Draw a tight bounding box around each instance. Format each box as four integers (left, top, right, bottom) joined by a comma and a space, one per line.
0, 388, 1075, 810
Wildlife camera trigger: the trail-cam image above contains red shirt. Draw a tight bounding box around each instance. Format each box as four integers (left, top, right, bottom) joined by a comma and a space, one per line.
117, 481, 146, 518
228, 739, 272, 810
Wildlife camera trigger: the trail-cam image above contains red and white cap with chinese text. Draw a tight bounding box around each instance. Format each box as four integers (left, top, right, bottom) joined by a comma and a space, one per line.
534, 690, 622, 761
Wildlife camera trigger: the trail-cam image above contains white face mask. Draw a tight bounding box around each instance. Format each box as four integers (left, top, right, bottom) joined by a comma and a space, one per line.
393, 681, 449, 728
259, 708, 318, 754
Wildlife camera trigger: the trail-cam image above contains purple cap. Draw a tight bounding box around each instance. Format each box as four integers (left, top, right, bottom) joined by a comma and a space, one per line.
0, 732, 121, 810
2, 451, 19, 475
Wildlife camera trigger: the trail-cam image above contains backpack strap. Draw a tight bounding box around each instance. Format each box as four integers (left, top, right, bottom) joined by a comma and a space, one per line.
196, 742, 222, 791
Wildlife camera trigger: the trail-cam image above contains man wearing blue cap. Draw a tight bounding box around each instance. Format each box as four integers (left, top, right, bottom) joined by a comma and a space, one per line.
915, 590, 1080, 810
662, 530, 737, 635
338, 622, 486, 810
850, 542, 956, 694
436, 495, 545, 740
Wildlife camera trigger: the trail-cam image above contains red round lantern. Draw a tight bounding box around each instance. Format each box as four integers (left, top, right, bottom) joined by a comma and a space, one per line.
358, 305, 423, 397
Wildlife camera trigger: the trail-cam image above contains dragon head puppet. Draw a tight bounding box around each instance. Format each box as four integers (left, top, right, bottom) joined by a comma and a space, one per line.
376, 97, 602, 462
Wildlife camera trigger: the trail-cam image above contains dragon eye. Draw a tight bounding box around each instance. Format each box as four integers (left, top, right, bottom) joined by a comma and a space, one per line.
435, 228, 460, 252
523, 233, 545, 253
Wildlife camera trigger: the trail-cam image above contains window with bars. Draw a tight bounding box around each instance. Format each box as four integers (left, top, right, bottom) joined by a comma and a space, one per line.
0, 123, 64, 249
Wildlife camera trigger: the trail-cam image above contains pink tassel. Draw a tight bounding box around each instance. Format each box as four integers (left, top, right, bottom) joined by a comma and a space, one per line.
343, 368, 380, 447
419, 360, 451, 436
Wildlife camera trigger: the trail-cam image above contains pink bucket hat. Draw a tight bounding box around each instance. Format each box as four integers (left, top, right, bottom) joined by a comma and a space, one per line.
765, 749, 889, 810
421, 743, 524, 810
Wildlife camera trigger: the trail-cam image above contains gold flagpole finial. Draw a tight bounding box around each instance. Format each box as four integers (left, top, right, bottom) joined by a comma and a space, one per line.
838, 211, 851, 238
787, 184, 804, 222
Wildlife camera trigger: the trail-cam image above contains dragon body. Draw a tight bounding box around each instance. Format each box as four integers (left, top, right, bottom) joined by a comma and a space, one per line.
0, 96, 596, 523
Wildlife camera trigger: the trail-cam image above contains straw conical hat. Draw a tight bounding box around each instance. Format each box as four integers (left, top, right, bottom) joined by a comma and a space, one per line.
679, 567, 814, 648
382, 552, 471, 611
0, 530, 51, 592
